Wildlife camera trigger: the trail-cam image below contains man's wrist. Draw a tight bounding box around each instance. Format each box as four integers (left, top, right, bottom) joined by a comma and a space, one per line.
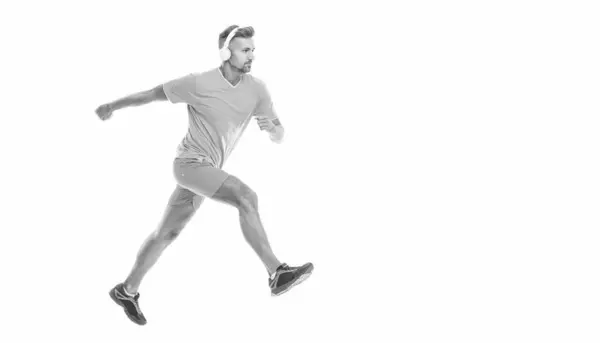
269, 125, 284, 142
107, 101, 121, 112
268, 125, 282, 134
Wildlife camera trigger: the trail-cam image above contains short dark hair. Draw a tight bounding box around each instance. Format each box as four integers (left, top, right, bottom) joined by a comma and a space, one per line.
218, 25, 255, 49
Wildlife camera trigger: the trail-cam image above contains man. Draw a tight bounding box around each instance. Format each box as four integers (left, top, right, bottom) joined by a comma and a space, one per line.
95, 25, 314, 326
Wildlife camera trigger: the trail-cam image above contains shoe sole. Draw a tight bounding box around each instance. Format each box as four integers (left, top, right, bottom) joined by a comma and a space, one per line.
271, 264, 314, 296
109, 287, 147, 326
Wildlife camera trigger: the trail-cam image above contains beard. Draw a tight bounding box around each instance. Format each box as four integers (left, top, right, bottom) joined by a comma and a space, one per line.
233, 62, 252, 73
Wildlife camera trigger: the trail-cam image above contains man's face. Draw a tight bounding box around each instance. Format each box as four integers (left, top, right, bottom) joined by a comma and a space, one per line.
229, 37, 255, 73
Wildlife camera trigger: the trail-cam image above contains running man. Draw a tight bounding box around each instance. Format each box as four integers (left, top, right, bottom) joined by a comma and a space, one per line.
95, 25, 314, 326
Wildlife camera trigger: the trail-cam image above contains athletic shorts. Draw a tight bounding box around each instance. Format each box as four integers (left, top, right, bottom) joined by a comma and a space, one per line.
171, 157, 230, 201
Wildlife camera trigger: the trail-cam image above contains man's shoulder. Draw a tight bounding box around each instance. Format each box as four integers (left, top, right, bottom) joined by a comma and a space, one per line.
170, 68, 221, 89
244, 74, 268, 92
190, 68, 220, 79
246, 73, 265, 83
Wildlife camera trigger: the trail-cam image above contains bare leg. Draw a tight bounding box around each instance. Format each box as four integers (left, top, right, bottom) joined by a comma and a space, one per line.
123, 188, 202, 294
210, 175, 282, 275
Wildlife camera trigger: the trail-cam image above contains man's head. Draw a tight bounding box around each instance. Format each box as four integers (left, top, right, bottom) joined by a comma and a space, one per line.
219, 25, 255, 73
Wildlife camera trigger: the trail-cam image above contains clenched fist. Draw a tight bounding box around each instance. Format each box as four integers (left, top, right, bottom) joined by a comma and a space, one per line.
95, 103, 113, 121
255, 116, 275, 132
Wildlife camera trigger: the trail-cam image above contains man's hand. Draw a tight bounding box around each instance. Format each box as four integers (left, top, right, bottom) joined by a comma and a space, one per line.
256, 116, 275, 132
94, 85, 165, 121
256, 116, 284, 143
95, 103, 114, 121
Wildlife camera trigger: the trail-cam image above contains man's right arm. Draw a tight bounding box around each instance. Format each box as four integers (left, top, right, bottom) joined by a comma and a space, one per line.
108, 84, 167, 112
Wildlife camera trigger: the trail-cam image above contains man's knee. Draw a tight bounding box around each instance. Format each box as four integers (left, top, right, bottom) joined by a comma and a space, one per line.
238, 185, 258, 212
158, 202, 198, 241
214, 175, 258, 211
161, 227, 183, 241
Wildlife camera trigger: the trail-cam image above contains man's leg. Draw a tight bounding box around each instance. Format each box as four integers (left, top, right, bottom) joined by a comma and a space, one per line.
123, 186, 204, 294
175, 159, 314, 296
110, 185, 203, 325
212, 175, 282, 275
209, 175, 313, 296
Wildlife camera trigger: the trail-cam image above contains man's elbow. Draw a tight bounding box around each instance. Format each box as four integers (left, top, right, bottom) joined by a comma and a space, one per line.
148, 84, 168, 102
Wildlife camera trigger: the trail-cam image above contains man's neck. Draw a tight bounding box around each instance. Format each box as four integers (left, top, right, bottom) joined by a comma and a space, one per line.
220, 63, 243, 85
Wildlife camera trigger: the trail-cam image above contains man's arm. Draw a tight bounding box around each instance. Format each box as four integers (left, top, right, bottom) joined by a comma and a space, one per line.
267, 118, 285, 143
256, 116, 284, 143
109, 84, 167, 112
253, 80, 285, 143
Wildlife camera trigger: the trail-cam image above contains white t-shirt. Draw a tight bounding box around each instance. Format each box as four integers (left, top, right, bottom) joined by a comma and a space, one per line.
162, 67, 277, 168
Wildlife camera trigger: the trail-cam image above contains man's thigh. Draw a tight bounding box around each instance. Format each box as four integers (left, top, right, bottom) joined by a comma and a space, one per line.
173, 158, 231, 198
167, 184, 205, 211
173, 157, 250, 208
210, 174, 255, 208
161, 185, 204, 230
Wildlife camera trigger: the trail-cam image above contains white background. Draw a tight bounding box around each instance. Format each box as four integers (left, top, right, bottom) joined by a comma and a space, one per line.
1, 0, 599, 342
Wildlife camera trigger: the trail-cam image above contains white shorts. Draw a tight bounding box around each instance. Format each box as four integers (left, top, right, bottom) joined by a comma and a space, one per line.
172, 157, 230, 198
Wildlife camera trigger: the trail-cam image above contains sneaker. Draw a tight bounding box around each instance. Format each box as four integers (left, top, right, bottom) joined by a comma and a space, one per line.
109, 283, 147, 325
269, 262, 314, 296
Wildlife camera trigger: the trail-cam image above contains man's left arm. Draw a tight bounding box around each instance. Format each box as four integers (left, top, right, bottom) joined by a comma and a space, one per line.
254, 81, 285, 143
